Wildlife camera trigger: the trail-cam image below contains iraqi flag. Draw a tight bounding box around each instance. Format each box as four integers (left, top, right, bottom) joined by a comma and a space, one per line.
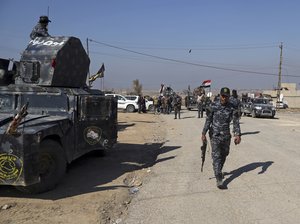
202, 80, 211, 88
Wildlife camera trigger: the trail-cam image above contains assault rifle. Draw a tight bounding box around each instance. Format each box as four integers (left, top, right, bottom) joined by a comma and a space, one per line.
200, 139, 207, 172
6, 102, 29, 135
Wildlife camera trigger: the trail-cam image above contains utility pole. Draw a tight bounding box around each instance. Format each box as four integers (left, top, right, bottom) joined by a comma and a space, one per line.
276, 42, 283, 104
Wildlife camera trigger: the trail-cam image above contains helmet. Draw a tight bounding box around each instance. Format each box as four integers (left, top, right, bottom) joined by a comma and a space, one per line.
39, 16, 51, 24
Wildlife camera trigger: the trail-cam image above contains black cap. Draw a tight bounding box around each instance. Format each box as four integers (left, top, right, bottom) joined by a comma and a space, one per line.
39, 16, 51, 23
220, 87, 230, 96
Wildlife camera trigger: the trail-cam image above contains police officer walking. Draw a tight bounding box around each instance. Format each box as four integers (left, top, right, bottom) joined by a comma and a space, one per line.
201, 87, 241, 189
30, 16, 51, 40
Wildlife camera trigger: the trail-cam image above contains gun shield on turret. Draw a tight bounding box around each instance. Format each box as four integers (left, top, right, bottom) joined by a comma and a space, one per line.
15, 36, 90, 87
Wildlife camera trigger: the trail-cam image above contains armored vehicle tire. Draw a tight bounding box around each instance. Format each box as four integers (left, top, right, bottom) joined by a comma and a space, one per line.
251, 110, 256, 118
16, 140, 67, 194
126, 104, 135, 113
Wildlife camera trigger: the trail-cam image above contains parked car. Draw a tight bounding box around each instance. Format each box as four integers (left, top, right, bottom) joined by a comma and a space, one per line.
276, 101, 288, 109
105, 94, 138, 112
241, 98, 276, 118
124, 95, 154, 111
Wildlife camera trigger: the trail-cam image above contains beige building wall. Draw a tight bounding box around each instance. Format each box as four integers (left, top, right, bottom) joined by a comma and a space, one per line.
263, 83, 300, 108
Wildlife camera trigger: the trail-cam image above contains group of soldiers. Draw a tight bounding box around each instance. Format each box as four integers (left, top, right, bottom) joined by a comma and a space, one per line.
153, 93, 182, 119
30, 15, 242, 190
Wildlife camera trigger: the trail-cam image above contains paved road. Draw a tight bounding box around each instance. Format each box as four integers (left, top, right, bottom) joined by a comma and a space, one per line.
124, 109, 300, 224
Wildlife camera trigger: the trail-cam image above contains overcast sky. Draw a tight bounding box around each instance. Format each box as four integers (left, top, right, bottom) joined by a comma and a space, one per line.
1, 0, 300, 92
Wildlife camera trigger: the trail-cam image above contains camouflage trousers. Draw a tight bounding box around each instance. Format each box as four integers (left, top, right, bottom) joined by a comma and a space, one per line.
174, 107, 181, 119
197, 103, 203, 118
210, 136, 231, 178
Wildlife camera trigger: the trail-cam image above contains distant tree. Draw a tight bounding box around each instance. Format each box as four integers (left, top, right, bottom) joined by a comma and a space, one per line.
132, 79, 143, 95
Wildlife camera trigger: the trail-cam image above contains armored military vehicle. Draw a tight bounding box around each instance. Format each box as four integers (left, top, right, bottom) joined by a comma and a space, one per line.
0, 36, 117, 193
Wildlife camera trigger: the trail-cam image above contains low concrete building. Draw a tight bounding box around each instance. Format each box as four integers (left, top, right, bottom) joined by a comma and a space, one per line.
263, 83, 300, 108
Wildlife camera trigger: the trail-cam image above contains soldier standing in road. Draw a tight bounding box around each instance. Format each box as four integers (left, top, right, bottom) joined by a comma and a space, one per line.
201, 87, 241, 189
138, 95, 146, 113
231, 89, 241, 119
173, 94, 182, 119
30, 16, 51, 40
197, 91, 205, 118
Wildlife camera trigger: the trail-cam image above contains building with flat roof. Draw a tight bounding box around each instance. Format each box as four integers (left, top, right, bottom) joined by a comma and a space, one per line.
263, 83, 300, 108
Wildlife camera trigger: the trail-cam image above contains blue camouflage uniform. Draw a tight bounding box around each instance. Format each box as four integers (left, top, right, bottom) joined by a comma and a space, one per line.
30, 23, 50, 39
30, 16, 51, 40
202, 99, 241, 180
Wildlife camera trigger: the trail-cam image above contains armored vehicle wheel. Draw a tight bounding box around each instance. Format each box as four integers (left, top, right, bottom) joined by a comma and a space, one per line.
126, 104, 135, 113
16, 140, 67, 194
251, 110, 256, 118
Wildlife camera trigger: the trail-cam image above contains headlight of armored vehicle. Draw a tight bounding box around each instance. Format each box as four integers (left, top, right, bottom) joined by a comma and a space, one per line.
255, 106, 262, 110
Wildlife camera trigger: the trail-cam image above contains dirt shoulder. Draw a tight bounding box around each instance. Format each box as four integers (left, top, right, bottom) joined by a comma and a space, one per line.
0, 112, 166, 224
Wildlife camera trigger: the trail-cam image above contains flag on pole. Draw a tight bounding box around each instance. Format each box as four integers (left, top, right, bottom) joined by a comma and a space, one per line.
202, 80, 211, 88
96, 63, 105, 78
89, 63, 105, 82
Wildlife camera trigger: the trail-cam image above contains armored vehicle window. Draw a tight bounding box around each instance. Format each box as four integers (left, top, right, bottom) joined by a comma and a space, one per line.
0, 94, 15, 112
80, 96, 111, 121
22, 94, 68, 113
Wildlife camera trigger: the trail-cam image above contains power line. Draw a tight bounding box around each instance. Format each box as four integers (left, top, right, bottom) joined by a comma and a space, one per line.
89, 40, 279, 50
90, 45, 277, 51
89, 39, 300, 78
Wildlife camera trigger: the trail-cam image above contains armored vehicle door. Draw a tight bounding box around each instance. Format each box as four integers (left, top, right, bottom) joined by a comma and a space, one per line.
75, 95, 117, 157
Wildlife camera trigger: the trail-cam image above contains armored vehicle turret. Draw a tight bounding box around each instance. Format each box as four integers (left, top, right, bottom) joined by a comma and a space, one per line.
0, 37, 117, 193
16, 36, 89, 87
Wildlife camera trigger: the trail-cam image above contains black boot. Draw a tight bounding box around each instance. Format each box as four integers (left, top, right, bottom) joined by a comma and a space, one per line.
216, 174, 226, 189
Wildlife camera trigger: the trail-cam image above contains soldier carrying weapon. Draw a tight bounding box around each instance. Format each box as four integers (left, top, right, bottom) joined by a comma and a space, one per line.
201, 87, 241, 189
